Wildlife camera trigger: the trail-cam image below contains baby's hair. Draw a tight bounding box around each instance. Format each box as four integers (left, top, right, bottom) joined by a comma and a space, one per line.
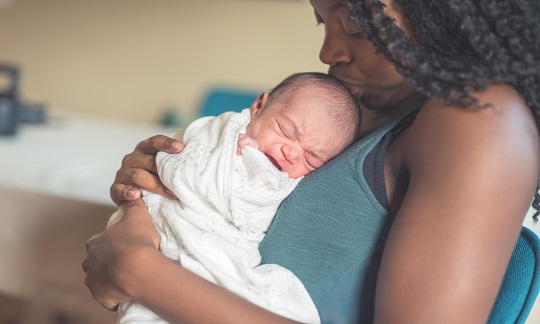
267, 72, 360, 143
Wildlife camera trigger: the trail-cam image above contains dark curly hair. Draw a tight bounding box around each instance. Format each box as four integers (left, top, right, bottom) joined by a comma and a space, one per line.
343, 0, 540, 220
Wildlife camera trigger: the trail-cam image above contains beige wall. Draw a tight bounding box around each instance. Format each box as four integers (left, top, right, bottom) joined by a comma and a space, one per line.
0, 0, 326, 124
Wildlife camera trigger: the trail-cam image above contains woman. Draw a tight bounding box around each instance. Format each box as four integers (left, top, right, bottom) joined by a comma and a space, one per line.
83, 0, 540, 322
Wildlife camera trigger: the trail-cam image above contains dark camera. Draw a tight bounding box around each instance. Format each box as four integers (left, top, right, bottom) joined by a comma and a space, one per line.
0, 63, 47, 136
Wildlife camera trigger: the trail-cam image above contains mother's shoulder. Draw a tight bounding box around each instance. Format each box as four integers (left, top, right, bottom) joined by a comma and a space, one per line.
408, 83, 534, 138
393, 83, 538, 166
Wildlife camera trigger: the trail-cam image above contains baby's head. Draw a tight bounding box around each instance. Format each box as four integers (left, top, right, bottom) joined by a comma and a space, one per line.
246, 72, 360, 178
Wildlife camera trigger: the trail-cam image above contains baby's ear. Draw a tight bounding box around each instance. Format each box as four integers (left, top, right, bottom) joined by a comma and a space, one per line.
250, 92, 270, 118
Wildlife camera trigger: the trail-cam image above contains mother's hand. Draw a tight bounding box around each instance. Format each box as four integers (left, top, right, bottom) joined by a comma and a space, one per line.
82, 199, 160, 311
111, 135, 184, 205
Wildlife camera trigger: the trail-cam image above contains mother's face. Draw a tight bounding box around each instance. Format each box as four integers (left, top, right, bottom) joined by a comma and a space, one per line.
311, 0, 417, 113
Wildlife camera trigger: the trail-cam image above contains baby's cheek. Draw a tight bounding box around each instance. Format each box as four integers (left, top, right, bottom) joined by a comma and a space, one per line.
291, 167, 310, 179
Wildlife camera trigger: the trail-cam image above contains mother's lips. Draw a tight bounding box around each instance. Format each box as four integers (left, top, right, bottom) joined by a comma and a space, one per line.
340, 81, 361, 95
348, 86, 361, 95
265, 154, 282, 171
331, 74, 361, 95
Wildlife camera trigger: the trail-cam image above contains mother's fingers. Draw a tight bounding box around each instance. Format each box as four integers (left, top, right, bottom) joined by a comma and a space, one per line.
85, 233, 101, 252
83, 230, 132, 311
84, 276, 121, 312
82, 232, 100, 272
135, 135, 184, 155
109, 135, 182, 205
81, 257, 89, 273
110, 184, 141, 206
98, 298, 119, 312
121, 151, 159, 176
110, 171, 176, 206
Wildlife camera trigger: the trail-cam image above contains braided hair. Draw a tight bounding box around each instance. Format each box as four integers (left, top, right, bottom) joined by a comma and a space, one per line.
343, 0, 540, 219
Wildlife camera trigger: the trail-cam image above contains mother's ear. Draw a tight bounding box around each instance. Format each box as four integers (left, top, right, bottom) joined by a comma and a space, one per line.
250, 92, 270, 118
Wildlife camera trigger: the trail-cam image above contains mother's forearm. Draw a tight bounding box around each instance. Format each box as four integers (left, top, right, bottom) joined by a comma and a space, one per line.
129, 247, 298, 324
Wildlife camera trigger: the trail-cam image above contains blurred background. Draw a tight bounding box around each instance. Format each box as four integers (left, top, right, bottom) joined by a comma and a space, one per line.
0, 0, 325, 124
0, 0, 327, 323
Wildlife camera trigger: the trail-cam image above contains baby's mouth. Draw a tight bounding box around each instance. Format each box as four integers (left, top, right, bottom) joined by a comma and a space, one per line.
265, 154, 282, 171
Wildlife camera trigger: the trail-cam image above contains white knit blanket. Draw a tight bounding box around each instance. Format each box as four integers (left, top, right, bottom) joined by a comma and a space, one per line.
114, 109, 320, 324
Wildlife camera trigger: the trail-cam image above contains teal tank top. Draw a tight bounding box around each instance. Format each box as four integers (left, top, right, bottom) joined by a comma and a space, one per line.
259, 114, 413, 324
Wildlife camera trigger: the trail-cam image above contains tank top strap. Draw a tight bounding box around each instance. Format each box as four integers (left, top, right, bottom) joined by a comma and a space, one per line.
389, 108, 420, 136
355, 106, 421, 156
363, 108, 421, 210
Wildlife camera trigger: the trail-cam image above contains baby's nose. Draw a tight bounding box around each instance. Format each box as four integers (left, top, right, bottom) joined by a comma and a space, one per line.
282, 144, 300, 163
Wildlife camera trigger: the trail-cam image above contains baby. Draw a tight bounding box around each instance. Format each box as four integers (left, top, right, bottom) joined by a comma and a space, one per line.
108, 72, 359, 324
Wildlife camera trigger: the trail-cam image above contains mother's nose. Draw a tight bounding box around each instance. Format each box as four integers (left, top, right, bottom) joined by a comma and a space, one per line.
319, 29, 352, 66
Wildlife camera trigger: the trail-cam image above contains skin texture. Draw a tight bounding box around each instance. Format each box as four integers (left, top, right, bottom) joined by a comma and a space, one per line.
84, 0, 540, 322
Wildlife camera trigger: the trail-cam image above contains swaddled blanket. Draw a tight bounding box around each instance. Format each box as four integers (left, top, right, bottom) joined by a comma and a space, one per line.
114, 109, 320, 324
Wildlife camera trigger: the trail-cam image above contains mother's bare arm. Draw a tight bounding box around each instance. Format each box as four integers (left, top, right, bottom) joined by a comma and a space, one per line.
375, 86, 540, 323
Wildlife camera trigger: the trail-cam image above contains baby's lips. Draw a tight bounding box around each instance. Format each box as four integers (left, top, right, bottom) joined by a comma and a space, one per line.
265, 153, 282, 171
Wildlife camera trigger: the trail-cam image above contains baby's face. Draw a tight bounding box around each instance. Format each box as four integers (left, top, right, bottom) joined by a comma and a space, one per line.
246, 96, 353, 179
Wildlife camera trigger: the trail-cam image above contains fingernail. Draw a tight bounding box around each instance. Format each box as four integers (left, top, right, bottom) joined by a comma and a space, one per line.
127, 189, 137, 197
170, 141, 181, 149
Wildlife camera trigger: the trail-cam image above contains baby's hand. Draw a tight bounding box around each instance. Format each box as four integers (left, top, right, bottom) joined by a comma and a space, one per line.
237, 133, 259, 155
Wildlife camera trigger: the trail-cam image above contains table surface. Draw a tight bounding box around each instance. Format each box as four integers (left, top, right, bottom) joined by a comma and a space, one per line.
0, 111, 175, 206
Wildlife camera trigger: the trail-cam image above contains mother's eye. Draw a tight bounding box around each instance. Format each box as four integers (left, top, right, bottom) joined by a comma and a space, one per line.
342, 18, 366, 37
314, 9, 324, 25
